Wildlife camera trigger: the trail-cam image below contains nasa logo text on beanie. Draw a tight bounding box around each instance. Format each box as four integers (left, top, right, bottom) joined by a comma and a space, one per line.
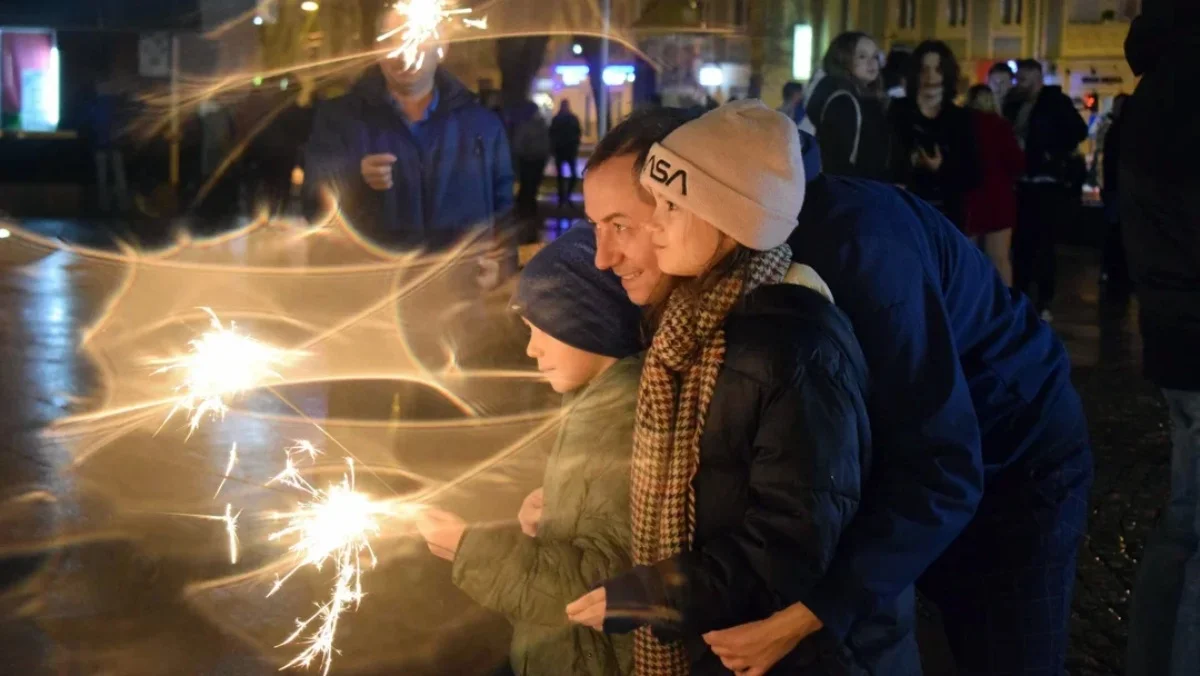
645, 154, 688, 195
638, 100, 806, 251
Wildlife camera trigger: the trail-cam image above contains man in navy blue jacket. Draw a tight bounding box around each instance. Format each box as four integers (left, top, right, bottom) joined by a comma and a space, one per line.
305, 12, 514, 256
584, 108, 1091, 675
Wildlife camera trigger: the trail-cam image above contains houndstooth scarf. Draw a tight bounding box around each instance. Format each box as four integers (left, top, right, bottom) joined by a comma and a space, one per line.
630, 244, 793, 675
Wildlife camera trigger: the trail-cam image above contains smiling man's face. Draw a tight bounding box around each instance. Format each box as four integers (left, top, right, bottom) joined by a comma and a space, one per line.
584, 154, 671, 306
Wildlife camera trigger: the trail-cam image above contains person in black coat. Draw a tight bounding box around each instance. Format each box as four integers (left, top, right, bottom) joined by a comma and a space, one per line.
807, 31, 893, 181
1099, 93, 1130, 294
889, 40, 981, 230
1002, 59, 1088, 319
548, 100, 583, 208
1122, 2, 1200, 674
567, 101, 918, 676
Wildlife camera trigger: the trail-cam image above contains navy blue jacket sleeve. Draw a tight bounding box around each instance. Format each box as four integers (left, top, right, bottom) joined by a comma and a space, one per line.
799, 230, 984, 640
604, 366, 863, 637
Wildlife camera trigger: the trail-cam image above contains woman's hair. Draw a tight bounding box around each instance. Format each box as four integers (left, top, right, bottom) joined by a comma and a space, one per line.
882, 48, 912, 92
967, 84, 997, 113
907, 40, 961, 101
822, 31, 884, 98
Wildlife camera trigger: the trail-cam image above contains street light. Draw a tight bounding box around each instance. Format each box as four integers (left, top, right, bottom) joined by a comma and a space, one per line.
792, 24, 813, 80
698, 65, 724, 87
300, 1, 319, 12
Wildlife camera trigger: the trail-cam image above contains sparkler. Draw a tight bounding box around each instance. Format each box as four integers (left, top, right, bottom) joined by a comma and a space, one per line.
377, 0, 486, 71
266, 446, 403, 675
152, 308, 301, 437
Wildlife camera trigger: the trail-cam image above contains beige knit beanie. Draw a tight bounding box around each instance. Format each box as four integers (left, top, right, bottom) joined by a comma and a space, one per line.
638, 100, 806, 250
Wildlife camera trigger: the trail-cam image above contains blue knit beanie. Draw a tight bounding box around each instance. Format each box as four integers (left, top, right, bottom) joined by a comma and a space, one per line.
512, 224, 644, 359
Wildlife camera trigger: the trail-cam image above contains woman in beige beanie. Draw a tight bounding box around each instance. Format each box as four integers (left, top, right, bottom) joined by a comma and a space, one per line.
566, 101, 870, 675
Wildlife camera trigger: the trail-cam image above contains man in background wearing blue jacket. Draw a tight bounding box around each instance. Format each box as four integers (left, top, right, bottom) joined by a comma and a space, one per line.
306, 9, 520, 419
584, 109, 1091, 675
305, 10, 514, 264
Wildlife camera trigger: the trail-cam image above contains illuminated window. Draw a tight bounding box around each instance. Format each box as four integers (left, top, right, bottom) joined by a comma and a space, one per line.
0, 28, 60, 132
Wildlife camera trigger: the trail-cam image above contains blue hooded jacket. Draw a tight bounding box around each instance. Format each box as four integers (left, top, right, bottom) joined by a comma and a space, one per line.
789, 139, 1088, 640
305, 66, 514, 251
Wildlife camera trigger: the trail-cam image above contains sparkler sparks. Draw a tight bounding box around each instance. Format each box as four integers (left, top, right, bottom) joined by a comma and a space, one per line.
213, 443, 239, 499
169, 504, 242, 564
152, 308, 301, 437
377, 0, 486, 71
225, 503, 241, 565
266, 450, 400, 675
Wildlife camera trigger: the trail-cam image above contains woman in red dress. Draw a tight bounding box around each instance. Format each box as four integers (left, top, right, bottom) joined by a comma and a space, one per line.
964, 84, 1025, 286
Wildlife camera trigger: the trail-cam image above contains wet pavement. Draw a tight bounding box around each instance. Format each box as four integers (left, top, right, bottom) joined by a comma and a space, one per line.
0, 217, 1171, 676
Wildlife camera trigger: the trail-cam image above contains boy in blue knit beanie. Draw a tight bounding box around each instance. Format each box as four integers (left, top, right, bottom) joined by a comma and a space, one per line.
416, 224, 641, 675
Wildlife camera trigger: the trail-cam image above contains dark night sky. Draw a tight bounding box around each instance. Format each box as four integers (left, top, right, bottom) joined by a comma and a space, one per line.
0, 0, 201, 30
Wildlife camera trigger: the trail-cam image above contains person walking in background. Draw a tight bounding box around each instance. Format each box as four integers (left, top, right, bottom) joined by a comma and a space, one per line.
778, 80, 806, 127
987, 61, 1015, 108
806, 31, 893, 180
964, 84, 1025, 286
511, 100, 551, 241
889, 40, 981, 230
1099, 93, 1130, 296
549, 100, 582, 210
1002, 59, 1088, 322
86, 77, 133, 215
246, 74, 314, 216
1122, 2, 1200, 675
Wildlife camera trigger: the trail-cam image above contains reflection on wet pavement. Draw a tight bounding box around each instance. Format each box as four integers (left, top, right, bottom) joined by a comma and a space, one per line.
0, 225, 557, 675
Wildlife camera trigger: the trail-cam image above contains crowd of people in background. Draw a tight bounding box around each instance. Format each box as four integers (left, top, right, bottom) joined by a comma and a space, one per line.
794, 31, 1093, 321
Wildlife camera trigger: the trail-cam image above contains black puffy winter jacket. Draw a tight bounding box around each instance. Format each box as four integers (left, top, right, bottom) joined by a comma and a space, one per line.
603, 282, 874, 674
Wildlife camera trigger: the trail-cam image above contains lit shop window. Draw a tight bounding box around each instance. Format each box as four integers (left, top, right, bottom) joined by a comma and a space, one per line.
0, 28, 60, 131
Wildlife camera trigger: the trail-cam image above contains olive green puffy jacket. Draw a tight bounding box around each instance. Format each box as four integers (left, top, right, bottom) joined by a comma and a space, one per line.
452, 356, 640, 676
